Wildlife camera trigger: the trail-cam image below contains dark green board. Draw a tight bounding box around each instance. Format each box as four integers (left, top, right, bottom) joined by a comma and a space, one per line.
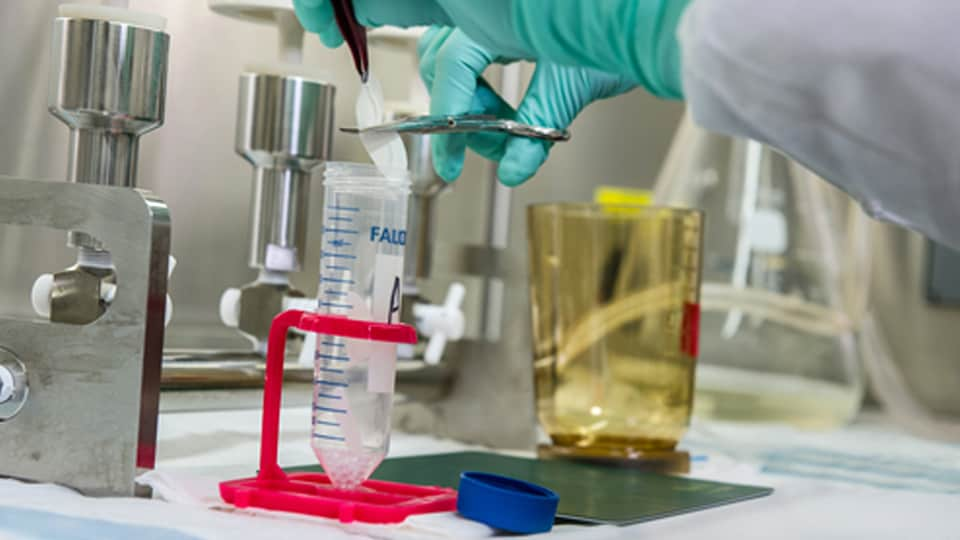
288, 451, 772, 525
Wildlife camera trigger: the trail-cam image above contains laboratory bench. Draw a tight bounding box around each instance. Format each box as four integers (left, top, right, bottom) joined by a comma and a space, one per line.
1, 403, 957, 539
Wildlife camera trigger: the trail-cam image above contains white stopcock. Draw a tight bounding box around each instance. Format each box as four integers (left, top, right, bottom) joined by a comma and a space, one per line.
0, 365, 14, 403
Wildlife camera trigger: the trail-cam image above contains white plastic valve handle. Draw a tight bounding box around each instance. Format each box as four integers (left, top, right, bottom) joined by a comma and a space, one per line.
220, 288, 242, 328
0, 365, 15, 403
31, 274, 54, 318
413, 282, 466, 365
424, 332, 448, 367
165, 255, 176, 327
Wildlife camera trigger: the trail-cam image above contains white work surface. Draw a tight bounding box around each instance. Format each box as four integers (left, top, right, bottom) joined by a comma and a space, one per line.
1, 406, 958, 539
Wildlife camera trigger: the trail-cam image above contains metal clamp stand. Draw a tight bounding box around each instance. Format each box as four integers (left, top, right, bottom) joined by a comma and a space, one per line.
0, 179, 170, 496
0, 6, 171, 496
218, 71, 335, 350
207, 2, 336, 351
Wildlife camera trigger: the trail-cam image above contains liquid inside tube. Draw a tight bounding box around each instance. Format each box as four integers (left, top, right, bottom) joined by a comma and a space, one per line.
311, 335, 394, 489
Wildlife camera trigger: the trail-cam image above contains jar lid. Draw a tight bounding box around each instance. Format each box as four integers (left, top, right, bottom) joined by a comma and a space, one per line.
457, 472, 559, 534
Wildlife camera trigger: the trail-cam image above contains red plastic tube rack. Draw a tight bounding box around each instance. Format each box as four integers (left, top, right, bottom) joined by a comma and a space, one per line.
219, 309, 458, 524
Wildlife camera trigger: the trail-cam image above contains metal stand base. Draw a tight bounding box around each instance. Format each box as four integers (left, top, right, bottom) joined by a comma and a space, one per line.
0, 177, 169, 496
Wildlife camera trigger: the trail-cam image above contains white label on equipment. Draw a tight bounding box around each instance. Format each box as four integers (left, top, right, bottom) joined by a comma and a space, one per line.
371, 253, 404, 324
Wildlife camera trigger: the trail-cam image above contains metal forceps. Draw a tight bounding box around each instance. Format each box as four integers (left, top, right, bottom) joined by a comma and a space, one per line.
340, 114, 572, 142
331, 0, 369, 82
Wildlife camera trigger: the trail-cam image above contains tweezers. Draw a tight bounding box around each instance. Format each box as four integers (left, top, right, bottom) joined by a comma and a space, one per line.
340, 114, 571, 142
330, 0, 369, 83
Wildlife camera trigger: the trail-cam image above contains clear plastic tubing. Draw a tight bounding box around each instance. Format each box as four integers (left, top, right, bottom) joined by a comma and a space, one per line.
312, 162, 411, 489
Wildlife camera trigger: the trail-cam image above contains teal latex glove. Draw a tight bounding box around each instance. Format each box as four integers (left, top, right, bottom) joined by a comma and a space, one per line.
293, 0, 690, 98
418, 27, 636, 185
293, 0, 450, 48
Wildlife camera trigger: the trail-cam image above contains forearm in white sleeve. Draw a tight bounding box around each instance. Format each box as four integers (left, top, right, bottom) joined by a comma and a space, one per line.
678, 0, 960, 248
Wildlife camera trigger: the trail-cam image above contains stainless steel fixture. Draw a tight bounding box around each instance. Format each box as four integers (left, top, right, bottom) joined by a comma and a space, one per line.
0, 6, 172, 496
0, 178, 170, 496
49, 13, 167, 191
40, 8, 170, 325
402, 132, 444, 289
217, 71, 335, 349
237, 72, 334, 275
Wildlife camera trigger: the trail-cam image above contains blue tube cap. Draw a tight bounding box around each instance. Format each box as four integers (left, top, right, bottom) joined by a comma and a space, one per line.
456, 472, 559, 534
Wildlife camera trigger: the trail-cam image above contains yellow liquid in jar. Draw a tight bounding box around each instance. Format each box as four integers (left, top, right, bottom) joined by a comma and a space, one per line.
527, 204, 703, 457
535, 351, 695, 453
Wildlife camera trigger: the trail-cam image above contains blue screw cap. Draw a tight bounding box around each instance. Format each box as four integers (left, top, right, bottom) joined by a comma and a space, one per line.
456, 471, 559, 534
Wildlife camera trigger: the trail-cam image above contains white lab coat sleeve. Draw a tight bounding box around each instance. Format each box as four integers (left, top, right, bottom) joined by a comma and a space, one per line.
677, 0, 960, 248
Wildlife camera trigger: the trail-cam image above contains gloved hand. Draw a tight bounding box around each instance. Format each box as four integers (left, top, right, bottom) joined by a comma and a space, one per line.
294, 0, 687, 183
293, 0, 690, 98
418, 27, 636, 185
293, 0, 450, 48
